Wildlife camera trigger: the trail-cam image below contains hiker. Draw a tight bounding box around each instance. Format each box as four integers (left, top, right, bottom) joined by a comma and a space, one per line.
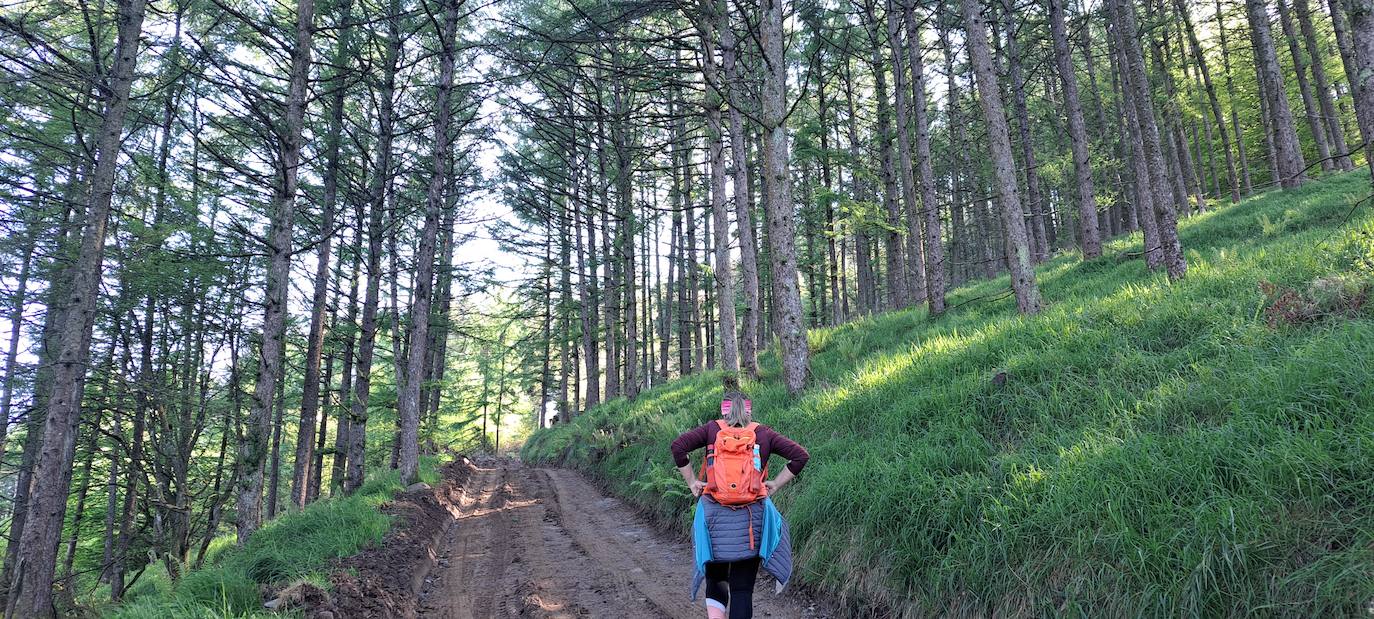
671, 390, 809, 619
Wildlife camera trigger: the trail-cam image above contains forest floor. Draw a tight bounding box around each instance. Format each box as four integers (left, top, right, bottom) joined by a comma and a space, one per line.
416, 459, 831, 618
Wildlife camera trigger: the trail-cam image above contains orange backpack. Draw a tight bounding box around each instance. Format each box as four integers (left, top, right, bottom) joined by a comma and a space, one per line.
700, 420, 768, 506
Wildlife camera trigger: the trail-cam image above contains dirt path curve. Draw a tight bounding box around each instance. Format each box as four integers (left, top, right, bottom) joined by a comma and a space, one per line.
417, 460, 829, 619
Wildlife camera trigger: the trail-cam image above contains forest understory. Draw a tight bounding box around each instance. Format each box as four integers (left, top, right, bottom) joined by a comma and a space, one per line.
6, 0, 1374, 612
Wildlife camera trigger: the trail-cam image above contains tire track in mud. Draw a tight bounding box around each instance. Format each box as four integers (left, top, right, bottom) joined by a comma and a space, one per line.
418, 460, 827, 618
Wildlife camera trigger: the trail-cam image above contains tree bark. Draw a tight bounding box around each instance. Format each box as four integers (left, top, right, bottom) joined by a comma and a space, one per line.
699, 4, 740, 374
233, 0, 314, 542
1002, 0, 1050, 262
1049, 0, 1102, 258
0, 225, 34, 458
331, 225, 361, 494
611, 70, 638, 398
5, 0, 148, 612
885, 1, 928, 306
1174, 0, 1242, 201
1216, 0, 1255, 194
1296, 0, 1353, 169
1110, 0, 1187, 279
1248, 0, 1308, 187
580, 129, 601, 407
960, 0, 1044, 314
292, 0, 352, 509
347, 0, 400, 493
265, 378, 285, 519
397, 0, 459, 484
1338, 0, 1374, 182
760, 0, 811, 394
903, 2, 948, 312
1278, 0, 1335, 170
722, 22, 761, 376
842, 55, 878, 313
865, 0, 911, 309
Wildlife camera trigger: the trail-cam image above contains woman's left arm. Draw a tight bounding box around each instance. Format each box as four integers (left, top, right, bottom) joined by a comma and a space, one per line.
764, 429, 809, 493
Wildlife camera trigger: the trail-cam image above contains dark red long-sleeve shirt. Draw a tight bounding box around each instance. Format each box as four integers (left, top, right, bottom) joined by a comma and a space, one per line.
670, 421, 810, 476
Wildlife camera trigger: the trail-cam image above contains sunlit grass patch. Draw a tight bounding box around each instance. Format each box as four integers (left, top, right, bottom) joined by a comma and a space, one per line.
525, 171, 1374, 616
103, 456, 443, 618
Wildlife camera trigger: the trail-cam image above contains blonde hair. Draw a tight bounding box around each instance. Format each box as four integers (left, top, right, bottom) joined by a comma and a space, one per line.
723, 391, 751, 427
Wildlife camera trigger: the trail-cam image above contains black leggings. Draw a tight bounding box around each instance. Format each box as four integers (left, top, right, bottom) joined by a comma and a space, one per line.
704, 557, 761, 618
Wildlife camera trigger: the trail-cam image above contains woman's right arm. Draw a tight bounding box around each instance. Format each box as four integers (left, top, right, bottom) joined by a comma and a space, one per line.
670, 424, 710, 496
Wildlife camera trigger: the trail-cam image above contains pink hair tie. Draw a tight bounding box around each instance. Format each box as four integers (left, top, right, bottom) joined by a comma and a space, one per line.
720, 399, 752, 417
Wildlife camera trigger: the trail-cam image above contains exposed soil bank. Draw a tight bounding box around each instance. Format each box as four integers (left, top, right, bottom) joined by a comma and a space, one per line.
300, 457, 476, 619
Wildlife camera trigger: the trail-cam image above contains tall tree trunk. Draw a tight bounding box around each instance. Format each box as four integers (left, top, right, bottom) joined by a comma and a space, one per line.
596, 94, 620, 398
684, 139, 702, 374
722, 22, 761, 376
1174, 0, 1242, 201
581, 133, 601, 408
1111, 22, 1161, 264
759, 0, 811, 394
699, 6, 740, 374
347, 0, 400, 493
266, 378, 285, 519
310, 325, 334, 501
1002, 0, 1050, 262
429, 178, 457, 429
885, 1, 928, 306
61, 422, 98, 581
234, 0, 314, 542
1149, 8, 1207, 214
865, 0, 911, 309
1278, 0, 1335, 170
331, 225, 361, 494
557, 155, 574, 416
110, 310, 149, 600
397, 0, 458, 484
815, 73, 843, 325
961, 0, 1044, 314
672, 95, 694, 377
1215, 0, 1255, 194
1110, 0, 1187, 279
1329, 0, 1373, 177
1049, 0, 1102, 258
656, 167, 672, 383
292, 0, 352, 509
1248, 0, 1309, 187
842, 56, 878, 313
0, 226, 33, 458
903, 2, 948, 312
1337, 0, 1374, 182
612, 74, 638, 398
6, 0, 148, 612
1297, 0, 1353, 169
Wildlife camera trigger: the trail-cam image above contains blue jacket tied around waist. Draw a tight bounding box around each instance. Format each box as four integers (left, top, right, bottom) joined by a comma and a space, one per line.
690, 496, 793, 600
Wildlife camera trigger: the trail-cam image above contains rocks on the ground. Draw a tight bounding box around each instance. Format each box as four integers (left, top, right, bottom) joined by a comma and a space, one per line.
407, 482, 432, 492
265, 580, 329, 612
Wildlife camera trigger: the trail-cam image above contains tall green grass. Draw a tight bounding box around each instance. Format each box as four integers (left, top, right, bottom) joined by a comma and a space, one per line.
525, 171, 1374, 616
102, 457, 442, 619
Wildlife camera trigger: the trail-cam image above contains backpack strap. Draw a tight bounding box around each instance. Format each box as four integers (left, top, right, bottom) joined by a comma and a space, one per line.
747, 502, 756, 550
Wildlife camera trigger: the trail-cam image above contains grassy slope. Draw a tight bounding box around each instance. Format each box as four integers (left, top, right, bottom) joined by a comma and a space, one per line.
101, 457, 441, 619
524, 171, 1374, 617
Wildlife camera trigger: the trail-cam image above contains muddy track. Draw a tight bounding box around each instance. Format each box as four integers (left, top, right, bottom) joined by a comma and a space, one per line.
417, 461, 828, 618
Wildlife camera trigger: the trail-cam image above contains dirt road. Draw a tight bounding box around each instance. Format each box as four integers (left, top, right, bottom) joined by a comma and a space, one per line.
417, 460, 828, 618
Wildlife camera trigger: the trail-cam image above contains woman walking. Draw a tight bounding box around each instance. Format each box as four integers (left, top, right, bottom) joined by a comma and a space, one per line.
670, 390, 809, 619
